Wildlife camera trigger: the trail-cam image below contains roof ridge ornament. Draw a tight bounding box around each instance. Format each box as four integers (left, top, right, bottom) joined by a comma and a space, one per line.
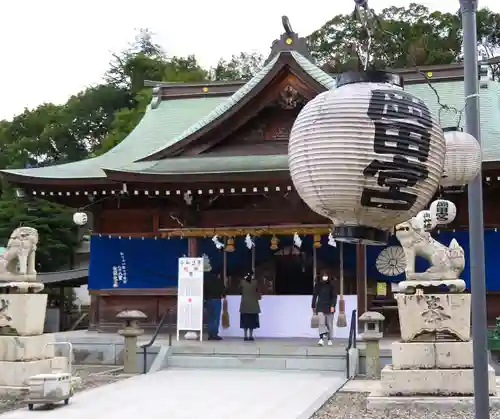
151, 85, 162, 109
264, 16, 314, 65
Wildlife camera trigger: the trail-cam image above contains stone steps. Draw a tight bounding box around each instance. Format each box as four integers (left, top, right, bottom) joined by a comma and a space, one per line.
168, 354, 346, 372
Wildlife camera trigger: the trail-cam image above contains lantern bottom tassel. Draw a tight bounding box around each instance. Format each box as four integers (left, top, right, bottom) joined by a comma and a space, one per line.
336, 299, 347, 328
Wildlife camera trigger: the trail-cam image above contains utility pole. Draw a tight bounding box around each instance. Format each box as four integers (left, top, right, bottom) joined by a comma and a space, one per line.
460, 0, 490, 417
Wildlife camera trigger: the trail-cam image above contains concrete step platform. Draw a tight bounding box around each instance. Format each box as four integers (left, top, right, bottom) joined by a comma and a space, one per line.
170, 340, 346, 358
168, 354, 346, 371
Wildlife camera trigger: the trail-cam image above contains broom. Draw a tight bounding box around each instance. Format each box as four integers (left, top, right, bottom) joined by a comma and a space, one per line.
221, 298, 230, 329
336, 241, 348, 328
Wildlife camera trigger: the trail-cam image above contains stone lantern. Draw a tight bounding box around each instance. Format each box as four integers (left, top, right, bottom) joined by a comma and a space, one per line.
117, 310, 147, 374
359, 311, 385, 379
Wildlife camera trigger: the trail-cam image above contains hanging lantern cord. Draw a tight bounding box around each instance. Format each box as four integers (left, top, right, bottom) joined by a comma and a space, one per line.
353, 0, 375, 70
352, 0, 468, 128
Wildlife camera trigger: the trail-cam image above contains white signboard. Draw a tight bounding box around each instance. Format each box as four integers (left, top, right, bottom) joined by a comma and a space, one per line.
177, 257, 204, 341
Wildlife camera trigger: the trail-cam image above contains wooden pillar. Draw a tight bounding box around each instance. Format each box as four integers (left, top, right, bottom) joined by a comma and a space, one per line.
356, 243, 367, 318
188, 238, 198, 257
89, 294, 100, 330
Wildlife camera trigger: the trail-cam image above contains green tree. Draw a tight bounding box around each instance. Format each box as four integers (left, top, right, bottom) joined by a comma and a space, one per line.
211, 52, 264, 81
50, 85, 132, 158
165, 55, 208, 82
477, 8, 500, 80
96, 31, 211, 155
105, 28, 167, 94
307, 3, 500, 71
0, 85, 131, 168
0, 189, 79, 272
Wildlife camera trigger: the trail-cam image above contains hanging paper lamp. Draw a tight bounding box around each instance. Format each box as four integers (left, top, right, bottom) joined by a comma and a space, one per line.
429, 199, 457, 225
225, 237, 235, 252
270, 235, 279, 250
203, 254, 212, 272
415, 209, 437, 232
73, 212, 88, 226
441, 129, 481, 188
288, 71, 446, 245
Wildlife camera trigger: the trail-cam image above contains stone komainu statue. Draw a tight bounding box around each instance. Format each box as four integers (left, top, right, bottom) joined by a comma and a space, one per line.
0, 227, 38, 278
395, 217, 465, 281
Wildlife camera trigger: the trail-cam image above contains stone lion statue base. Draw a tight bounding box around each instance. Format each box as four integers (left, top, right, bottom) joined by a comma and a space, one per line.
395, 217, 466, 294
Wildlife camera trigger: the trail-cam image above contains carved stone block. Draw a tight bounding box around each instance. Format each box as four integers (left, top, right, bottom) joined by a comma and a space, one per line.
380, 364, 496, 396
0, 293, 48, 336
392, 341, 473, 369
0, 358, 53, 387
0, 335, 55, 361
396, 293, 471, 342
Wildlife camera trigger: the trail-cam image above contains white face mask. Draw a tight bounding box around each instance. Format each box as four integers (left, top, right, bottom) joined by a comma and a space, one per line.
322, 276, 328, 281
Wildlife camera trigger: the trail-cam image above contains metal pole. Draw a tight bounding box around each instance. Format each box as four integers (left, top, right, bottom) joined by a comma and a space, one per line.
460, 0, 490, 416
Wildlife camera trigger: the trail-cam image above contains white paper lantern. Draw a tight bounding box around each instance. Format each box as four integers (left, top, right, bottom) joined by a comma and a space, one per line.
288, 71, 446, 245
441, 130, 481, 188
415, 210, 437, 231
429, 199, 457, 225
73, 212, 88, 226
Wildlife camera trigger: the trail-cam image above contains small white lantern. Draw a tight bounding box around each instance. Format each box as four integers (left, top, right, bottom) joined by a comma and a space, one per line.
415, 209, 437, 231
429, 199, 457, 225
73, 212, 88, 226
288, 71, 446, 245
441, 130, 481, 188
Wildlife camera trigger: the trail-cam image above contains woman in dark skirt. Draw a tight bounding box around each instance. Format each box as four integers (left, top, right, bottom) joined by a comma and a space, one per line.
239, 272, 261, 341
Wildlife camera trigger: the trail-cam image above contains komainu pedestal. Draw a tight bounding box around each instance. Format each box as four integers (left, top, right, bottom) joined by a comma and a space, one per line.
396, 293, 471, 342
0, 294, 48, 336
0, 227, 69, 393
368, 293, 497, 406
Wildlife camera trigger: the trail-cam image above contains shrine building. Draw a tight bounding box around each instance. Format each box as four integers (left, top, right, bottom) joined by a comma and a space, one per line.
4, 26, 500, 334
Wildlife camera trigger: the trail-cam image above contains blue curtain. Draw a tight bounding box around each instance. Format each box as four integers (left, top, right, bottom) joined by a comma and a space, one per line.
88, 235, 188, 290
366, 230, 500, 291
88, 234, 360, 290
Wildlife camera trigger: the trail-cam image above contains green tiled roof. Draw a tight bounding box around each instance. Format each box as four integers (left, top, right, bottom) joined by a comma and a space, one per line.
112, 154, 289, 175
3, 51, 334, 181
1, 96, 226, 180
404, 80, 500, 162
139, 52, 335, 160
290, 51, 336, 89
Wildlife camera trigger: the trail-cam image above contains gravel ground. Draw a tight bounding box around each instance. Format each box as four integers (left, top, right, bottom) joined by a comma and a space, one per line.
0, 365, 128, 414
312, 392, 500, 419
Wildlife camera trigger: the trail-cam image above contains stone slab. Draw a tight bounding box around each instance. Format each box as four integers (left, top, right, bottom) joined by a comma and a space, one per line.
392, 341, 473, 369
0, 356, 68, 387
367, 394, 500, 410
380, 364, 496, 396
396, 293, 471, 342
398, 279, 465, 293
51, 356, 70, 373
168, 355, 345, 372
0, 293, 47, 336
0, 334, 55, 361
0, 358, 53, 387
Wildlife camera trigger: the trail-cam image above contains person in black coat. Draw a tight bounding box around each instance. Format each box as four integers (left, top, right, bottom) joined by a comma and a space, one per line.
204, 272, 226, 340
311, 271, 337, 346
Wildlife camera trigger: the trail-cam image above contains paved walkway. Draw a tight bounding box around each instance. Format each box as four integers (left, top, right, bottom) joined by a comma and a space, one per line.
2, 369, 346, 419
